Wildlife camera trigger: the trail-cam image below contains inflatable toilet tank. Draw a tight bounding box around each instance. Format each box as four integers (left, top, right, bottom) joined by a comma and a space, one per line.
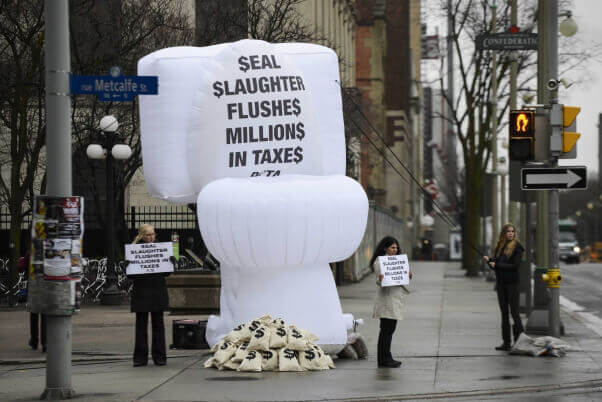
138, 39, 368, 350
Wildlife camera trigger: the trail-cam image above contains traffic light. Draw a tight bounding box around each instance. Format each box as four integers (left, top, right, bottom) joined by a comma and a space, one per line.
561, 105, 580, 157
509, 109, 535, 161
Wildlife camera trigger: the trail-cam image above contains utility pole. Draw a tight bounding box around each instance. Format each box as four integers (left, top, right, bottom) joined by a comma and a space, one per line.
509, 0, 519, 227
447, 0, 457, 254
491, 1, 499, 243
42, 0, 75, 399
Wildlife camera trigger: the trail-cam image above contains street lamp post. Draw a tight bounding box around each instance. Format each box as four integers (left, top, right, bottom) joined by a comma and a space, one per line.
86, 115, 132, 305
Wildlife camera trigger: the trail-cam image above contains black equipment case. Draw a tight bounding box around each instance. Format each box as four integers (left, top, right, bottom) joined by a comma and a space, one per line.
170, 319, 209, 349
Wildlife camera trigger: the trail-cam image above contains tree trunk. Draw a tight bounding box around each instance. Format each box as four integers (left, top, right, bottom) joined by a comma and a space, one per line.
462, 161, 483, 276
8, 208, 22, 307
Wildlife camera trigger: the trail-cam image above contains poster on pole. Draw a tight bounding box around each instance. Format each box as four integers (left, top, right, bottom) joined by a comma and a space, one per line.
125, 242, 174, 275
32, 196, 85, 279
378, 254, 410, 287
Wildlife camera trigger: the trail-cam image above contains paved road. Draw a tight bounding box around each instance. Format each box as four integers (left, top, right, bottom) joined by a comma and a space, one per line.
559, 261, 602, 338
561, 261, 602, 314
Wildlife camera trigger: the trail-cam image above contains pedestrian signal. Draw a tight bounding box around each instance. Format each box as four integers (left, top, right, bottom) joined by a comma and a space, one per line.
509, 110, 535, 161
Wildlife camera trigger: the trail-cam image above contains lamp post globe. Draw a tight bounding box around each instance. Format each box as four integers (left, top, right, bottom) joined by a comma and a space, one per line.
90, 115, 131, 305
86, 144, 105, 159
99, 115, 119, 132
559, 16, 577, 37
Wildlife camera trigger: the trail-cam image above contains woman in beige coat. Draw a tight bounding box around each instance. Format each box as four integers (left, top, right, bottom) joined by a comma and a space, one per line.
371, 236, 412, 368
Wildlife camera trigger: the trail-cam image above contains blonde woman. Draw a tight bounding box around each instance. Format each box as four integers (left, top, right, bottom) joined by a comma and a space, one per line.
129, 224, 170, 366
483, 223, 525, 351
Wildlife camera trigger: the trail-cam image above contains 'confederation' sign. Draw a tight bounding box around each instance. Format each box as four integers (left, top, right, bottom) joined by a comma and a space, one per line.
476, 32, 537, 51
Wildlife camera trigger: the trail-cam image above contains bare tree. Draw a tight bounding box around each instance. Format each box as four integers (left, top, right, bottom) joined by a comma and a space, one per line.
1, 0, 348, 285
0, 1, 46, 302
0, 0, 194, 296
439, 0, 538, 274
69, 0, 194, 253
438, 0, 599, 274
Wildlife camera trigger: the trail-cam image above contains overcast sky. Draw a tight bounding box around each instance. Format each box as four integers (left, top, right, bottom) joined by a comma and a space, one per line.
559, 0, 602, 176
422, 0, 602, 178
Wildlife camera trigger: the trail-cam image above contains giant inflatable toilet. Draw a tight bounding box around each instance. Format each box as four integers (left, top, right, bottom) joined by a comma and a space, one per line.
138, 40, 368, 351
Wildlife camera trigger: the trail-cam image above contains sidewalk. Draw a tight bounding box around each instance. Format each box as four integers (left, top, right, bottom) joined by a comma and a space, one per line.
1, 261, 601, 401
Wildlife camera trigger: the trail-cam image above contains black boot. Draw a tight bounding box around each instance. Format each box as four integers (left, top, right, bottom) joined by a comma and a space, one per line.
495, 343, 511, 351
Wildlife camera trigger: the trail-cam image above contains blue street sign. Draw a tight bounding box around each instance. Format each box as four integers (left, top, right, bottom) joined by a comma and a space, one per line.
70, 69, 158, 101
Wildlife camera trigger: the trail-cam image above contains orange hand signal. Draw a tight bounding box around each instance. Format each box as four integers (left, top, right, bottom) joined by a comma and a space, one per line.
517, 113, 529, 132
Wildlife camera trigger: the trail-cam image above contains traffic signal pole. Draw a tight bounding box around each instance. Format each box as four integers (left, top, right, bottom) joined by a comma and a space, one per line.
546, 0, 561, 337
526, 0, 551, 335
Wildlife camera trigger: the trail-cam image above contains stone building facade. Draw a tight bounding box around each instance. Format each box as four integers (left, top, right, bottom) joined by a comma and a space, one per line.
354, 0, 423, 251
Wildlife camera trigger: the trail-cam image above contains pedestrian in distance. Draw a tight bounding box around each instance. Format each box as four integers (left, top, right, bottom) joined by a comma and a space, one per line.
483, 223, 525, 351
20, 250, 47, 352
370, 236, 413, 368
128, 224, 170, 366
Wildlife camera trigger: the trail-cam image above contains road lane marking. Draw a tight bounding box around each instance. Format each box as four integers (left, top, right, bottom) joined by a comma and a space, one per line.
560, 295, 602, 337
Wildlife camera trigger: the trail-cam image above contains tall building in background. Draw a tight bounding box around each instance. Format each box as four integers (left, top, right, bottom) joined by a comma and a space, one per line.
127, 0, 357, 207
355, 0, 423, 250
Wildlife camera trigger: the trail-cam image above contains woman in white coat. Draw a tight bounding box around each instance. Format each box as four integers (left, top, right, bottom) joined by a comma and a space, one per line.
371, 236, 412, 368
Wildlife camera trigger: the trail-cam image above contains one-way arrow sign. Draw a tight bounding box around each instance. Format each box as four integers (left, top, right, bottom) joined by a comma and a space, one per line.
521, 166, 587, 190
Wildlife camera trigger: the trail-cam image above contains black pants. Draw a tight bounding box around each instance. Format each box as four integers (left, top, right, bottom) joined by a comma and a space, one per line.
134, 311, 166, 364
496, 282, 524, 345
29, 313, 46, 349
377, 318, 397, 365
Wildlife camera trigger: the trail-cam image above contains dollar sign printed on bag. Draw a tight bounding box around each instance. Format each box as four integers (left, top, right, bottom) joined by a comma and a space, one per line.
284, 349, 296, 360
248, 320, 260, 331
291, 329, 302, 339
240, 342, 248, 350
254, 328, 265, 338
262, 350, 273, 360
220, 342, 231, 350
234, 324, 244, 331
304, 350, 315, 361
276, 327, 286, 337
246, 351, 257, 360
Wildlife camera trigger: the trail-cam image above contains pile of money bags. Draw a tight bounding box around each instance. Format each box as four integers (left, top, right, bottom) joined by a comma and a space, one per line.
204, 314, 335, 372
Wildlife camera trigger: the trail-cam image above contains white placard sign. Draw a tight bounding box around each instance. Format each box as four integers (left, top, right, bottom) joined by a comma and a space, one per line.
125, 242, 174, 275
378, 254, 410, 287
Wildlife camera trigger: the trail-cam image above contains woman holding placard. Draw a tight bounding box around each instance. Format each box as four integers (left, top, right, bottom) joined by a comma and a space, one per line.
483, 223, 525, 351
129, 224, 170, 366
370, 236, 413, 368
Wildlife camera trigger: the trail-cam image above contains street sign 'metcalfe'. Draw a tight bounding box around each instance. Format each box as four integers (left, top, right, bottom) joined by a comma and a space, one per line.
70, 73, 158, 101
476, 32, 538, 51
521, 166, 587, 190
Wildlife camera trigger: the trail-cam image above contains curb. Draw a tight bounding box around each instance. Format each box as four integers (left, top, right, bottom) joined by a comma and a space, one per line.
0, 350, 210, 366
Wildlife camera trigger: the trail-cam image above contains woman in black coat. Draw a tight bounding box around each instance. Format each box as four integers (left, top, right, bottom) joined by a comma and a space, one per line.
129, 224, 170, 366
483, 223, 525, 351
